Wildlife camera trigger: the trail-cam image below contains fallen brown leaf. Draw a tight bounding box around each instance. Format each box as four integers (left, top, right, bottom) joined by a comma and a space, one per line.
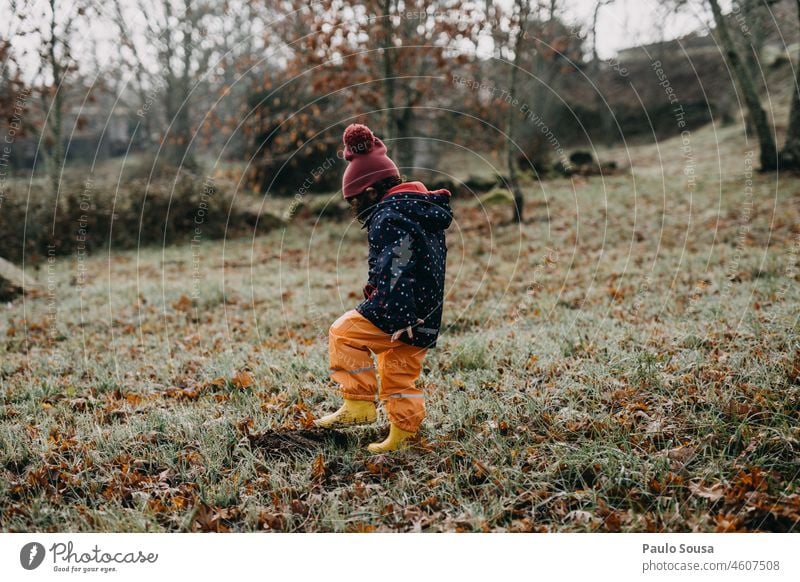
173, 294, 193, 313
232, 371, 254, 389
688, 480, 724, 502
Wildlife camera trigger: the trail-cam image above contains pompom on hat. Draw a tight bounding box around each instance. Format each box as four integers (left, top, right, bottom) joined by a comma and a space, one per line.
341, 124, 400, 199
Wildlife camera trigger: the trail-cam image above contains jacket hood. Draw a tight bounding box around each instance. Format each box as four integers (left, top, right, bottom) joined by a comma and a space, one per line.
363, 181, 453, 231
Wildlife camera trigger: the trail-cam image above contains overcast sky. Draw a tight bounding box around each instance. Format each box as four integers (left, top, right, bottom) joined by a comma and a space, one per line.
566, 0, 714, 59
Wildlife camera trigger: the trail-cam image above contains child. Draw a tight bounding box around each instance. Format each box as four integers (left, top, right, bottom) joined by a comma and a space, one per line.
315, 124, 453, 453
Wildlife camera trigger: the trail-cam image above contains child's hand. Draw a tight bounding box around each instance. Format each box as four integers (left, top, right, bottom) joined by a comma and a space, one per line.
391, 319, 424, 342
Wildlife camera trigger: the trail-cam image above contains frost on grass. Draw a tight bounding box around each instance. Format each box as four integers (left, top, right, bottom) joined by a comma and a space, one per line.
1, 126, 799, 532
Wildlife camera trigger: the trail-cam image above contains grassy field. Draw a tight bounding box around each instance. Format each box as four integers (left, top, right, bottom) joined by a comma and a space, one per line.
1, 121, 799, 532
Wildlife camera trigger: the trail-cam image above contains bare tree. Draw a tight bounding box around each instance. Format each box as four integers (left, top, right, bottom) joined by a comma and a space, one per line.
779, 0, 800, 169
505, 0, 531, 224
590, 0, 615, 147
706, 0, 778, 170
267, 0, 481, 173
10, 0, 92, 194
139, 0, 214, 168
0, 33, 25, 132
373, 0, 481, 170
112, 0, 265, 169
496, 0, 580, 222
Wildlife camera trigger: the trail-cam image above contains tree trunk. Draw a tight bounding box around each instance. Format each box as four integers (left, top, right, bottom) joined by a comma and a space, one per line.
741, 0, 766, 84
157, 0, 196, 170
378, 0, 416, 172
394, 107, 415, 172
46, 0, 65, 197
779, 0, 800, 169
165, 0, 196, 169
708, 0, 778, 170
379, 0, 396, 144
591, 1, 614, 147
506, 0, 530, 224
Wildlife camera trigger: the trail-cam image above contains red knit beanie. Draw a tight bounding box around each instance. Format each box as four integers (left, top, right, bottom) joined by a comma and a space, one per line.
341, 124, 400, 199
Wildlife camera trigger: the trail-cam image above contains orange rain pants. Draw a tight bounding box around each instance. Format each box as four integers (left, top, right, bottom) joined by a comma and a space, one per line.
329, 310, 427, 432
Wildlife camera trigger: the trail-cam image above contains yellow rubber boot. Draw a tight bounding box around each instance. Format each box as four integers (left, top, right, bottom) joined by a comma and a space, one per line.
314, 399, 376, 428
367, 423, 416, 453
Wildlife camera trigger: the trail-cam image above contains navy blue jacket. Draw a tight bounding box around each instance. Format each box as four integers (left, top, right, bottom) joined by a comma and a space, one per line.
356, 182, 453, 348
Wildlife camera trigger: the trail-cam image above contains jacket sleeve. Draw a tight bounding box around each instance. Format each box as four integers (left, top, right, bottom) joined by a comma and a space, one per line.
358, 213, 419, 332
